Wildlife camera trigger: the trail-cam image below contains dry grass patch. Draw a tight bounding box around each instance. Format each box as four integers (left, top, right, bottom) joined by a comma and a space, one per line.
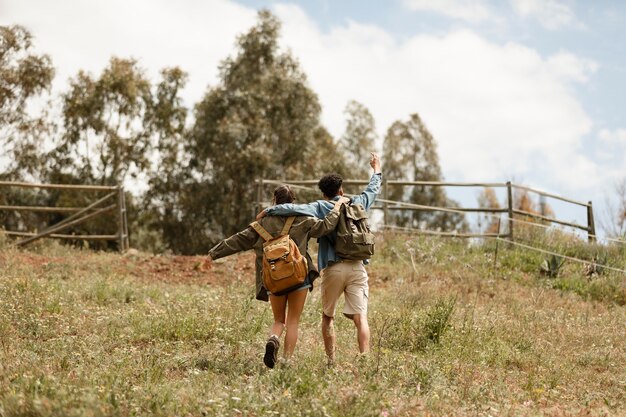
0, 235, 624, 416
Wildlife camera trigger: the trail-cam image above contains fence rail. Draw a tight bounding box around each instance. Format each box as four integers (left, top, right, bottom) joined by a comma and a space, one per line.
3, 231, 119, 240
255, 179, 596, 242
0, 181, 117, 191
0, 205, 101, 213
0, 181, 129, 251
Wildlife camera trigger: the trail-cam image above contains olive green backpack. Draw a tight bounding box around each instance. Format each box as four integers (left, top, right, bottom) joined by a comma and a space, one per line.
335, 202, 375, 260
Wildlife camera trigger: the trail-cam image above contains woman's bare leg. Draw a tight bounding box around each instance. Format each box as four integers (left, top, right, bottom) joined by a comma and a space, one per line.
283, 289, 308, 358
269, 294, 287, 337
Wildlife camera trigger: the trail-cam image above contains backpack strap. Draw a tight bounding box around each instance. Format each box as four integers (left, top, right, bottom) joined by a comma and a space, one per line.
280, 216, 296, 236
250, 221, 273, 242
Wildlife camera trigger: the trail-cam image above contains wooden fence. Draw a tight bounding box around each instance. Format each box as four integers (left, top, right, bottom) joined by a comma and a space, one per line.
255, 179, 596, 242
0, 181, 129, 251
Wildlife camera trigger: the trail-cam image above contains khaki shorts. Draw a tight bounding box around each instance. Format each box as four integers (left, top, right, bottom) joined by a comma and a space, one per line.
320, 260, 369, 318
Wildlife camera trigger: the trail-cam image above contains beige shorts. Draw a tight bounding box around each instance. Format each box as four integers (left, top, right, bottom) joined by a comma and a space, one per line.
320, 260, 369, 318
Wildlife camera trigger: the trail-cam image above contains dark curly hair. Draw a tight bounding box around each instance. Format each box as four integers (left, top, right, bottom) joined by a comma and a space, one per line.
318, 174, 343, 198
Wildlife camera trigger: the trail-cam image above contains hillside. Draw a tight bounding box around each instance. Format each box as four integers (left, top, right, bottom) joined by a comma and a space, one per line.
0, 234, 624, 416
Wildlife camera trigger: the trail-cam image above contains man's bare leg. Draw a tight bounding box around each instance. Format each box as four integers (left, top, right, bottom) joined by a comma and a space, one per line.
322, 313, 336, 363
352, 313, 370, 353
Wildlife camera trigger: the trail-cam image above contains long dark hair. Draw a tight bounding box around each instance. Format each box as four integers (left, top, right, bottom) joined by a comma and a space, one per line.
273, 185, 296, 205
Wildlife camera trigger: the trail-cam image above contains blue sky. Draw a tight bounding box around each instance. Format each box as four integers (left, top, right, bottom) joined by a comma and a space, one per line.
2, 0, 624, 236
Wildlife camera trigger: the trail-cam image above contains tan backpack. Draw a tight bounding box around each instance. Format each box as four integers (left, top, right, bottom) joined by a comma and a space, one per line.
250, 217, 308, 294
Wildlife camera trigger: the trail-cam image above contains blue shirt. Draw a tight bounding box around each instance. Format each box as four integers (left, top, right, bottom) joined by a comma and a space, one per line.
264, 173, 382, 271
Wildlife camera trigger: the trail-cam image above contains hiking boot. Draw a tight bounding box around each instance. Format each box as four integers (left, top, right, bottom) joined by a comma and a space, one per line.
263, 335, 280, 369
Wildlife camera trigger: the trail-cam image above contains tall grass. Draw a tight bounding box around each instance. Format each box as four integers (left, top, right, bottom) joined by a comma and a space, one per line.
0, 234, 624, 416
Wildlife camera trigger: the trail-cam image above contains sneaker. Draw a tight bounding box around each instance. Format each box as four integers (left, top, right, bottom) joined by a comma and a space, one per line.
263, 335, 280, 369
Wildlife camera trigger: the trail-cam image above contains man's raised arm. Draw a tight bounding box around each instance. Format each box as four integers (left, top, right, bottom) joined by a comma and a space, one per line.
351, 152, 382, 210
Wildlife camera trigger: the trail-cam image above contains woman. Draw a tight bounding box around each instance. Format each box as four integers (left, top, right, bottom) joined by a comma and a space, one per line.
204, 185, 347, 368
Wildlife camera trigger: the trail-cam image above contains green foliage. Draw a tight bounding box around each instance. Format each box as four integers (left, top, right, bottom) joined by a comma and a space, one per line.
549, 274, 626, 305
423, 297, 456, 344
138, 67, 190, 253
339, 100, 378, 181
51, 57, 154, 186
540, 254, 565, 278
0, 185, 54, 237
585, 252, 609, 276
0, 25, 55, 182
384, 296, 456, 352
0, 25, 54, 130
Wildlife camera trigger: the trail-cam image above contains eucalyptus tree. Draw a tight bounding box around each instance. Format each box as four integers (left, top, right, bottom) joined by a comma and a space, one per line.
187, 10, 333, 244
49, 57, 155, 186
0, 25, 55, 234
383, 113, 466, 231
0, 25, 55, 181
140, 67, 191, 253
339, 100, 378, 180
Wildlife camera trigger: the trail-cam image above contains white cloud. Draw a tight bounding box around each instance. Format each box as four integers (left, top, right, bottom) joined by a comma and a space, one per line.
599, 128, 626, 145
511, 0, 584, 30
403, 0, 494, 23
1, 0, 257, 107
546, 52, 598, 83
273, 4, 605, 195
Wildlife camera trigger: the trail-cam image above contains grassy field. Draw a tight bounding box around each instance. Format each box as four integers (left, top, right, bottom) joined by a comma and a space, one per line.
0, 232, 625, 416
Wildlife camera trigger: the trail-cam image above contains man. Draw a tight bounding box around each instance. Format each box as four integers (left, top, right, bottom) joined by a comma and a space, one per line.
258, 152, 382, 363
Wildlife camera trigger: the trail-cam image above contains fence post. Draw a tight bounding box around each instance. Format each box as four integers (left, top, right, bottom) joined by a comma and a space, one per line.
539, 194, 547, 217
383, 178, 389, 226
587, 201, 596, 242
117, 186, 126, 252
255, 179, 263, 219
122, 188, 129, 250
506, 181, 514, 241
